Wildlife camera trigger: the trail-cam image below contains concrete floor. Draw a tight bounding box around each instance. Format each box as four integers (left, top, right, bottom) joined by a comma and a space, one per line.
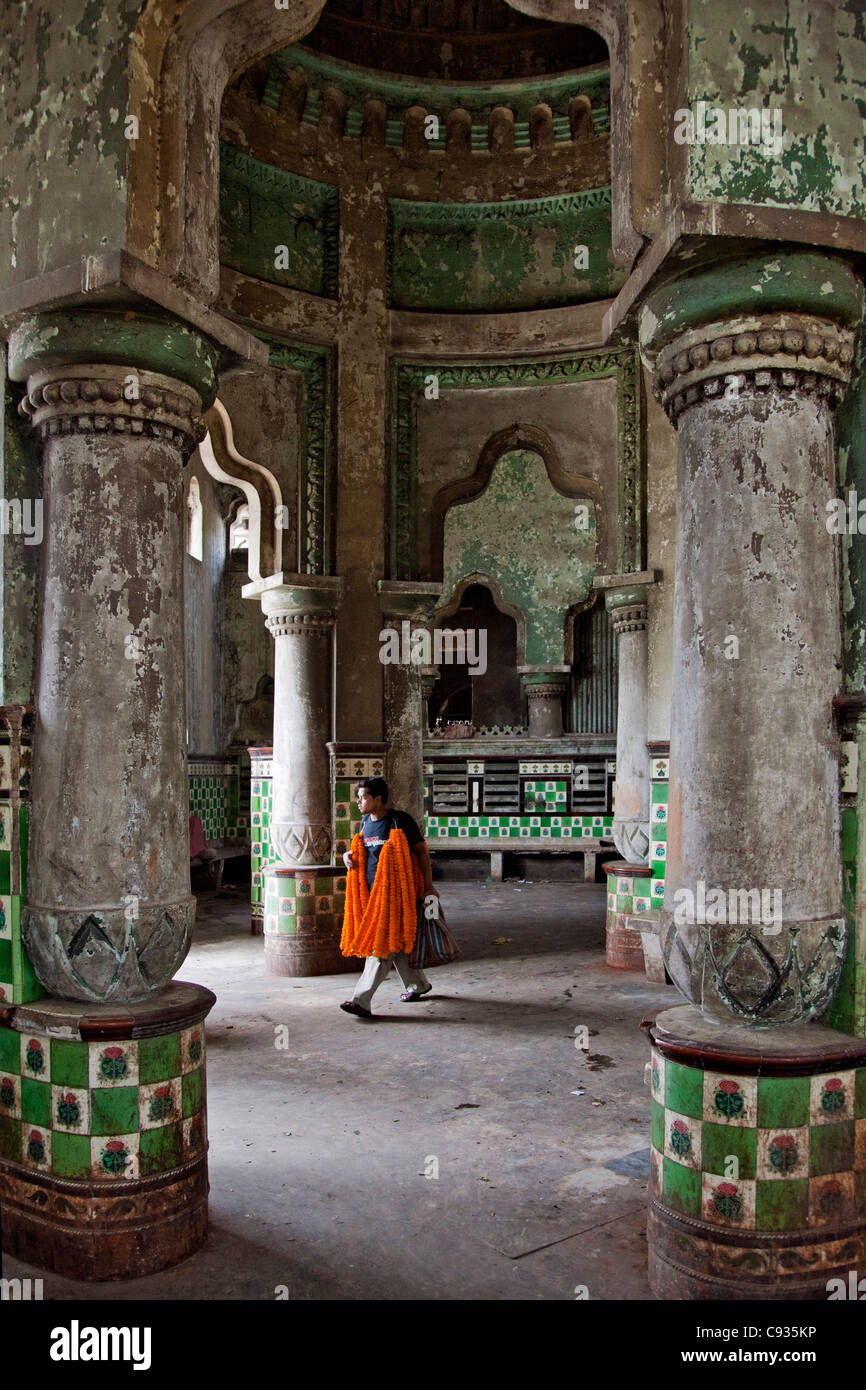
6, 879, 675, 1301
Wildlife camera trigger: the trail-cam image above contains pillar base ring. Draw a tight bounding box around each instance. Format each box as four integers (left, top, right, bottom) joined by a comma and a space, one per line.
21, 898, 195, 1004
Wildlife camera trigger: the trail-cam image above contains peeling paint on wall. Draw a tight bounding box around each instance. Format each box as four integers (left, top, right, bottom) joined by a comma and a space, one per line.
686, 0, 866, 217
441, 449, 597, 667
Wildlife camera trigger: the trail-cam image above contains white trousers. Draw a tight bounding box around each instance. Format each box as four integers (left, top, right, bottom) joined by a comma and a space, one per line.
352, 951, 430, 1010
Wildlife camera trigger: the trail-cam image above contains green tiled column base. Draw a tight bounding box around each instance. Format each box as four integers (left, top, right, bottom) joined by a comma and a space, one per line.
263, 865, 354, 976
0, 982, 215, 1280
604, 861, 652, 969
249, 749, 276, 934
647, 1007, 866, 1299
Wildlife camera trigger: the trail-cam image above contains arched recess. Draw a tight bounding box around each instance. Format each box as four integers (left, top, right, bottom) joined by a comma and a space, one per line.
126, 0, 327, 301
504, 0, 666, 258
433, 571, 528, 667
429, 421, 606, 584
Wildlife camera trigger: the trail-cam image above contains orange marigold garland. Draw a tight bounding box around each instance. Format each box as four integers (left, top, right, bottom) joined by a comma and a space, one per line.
340, 827, 420, 959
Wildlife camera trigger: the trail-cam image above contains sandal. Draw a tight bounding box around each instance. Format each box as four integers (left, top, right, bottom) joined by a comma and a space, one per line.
400, 986, 433, 1002
340, 1000, 373, 1018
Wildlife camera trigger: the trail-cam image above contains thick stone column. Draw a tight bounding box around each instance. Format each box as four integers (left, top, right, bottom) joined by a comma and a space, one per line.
261, 578, 342, 868
520, 669, 569, 738
9, 312, 218, 1003
378, 581, 442, 824
2, 308, 223, 1280
595, 572, 658, 865
641, 255, 861, 1027
638, 250, 866, 1302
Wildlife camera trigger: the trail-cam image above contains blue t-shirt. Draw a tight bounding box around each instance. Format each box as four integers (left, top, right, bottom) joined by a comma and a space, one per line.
361, 809, 423, 891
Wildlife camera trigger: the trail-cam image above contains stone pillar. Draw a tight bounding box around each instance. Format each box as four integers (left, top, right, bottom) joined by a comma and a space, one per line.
1, 309, 221, 1279
378, 581, 442, 824
638, 250, 866, 1300
595, 572, 658, 865
261, 579, 341, 868
9, 313, 218, 1003
259, 577, 342, 976
520, 669, 569, 738
641, 255, 861, 1027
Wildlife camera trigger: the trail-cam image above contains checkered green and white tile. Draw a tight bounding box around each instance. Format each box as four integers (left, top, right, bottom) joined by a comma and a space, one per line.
0, 1022, 207, 1181
188, 758, 247, 841
0, 720, 42, 1006
649, 758, 669, 904
650, 1050, 866, 1231
425, 813, 613, 841
523, 780, 569, 813
263, 869, 347, 937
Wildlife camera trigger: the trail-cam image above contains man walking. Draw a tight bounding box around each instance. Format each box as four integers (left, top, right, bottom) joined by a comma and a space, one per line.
339, 777, 438, 1018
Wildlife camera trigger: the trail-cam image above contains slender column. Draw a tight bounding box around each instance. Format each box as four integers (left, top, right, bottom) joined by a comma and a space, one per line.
378, 581, 442, 824
260, 578, 342, 867
640, 254, 862, 1026
595, 572, 658, 864
520, 669, 570, 738
8, 313, 218, 1003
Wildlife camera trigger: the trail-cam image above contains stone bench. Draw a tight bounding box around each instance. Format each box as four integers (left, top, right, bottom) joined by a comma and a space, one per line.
430, 838, 614, 883
190, 838, 250, 891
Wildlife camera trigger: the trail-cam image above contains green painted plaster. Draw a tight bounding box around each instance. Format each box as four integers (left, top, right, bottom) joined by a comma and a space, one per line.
7, 311, 220, 405
0, 0, 141, 291
266, 338, 335, 576
641, 250, 864, 359
685, 0, 866, 218
442, 450, 596, 668
387, 189, 624, 314
219, 144, 339, 300
266, 46, 611, 148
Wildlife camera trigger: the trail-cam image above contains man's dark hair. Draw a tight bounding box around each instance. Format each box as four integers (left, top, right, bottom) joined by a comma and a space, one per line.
357, 776, 389, 802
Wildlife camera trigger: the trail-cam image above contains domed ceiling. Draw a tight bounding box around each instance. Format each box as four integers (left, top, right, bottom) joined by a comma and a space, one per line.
301, 0, 606, 82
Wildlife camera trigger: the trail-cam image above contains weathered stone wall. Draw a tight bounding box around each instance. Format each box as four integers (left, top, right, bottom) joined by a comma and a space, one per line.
183, 463, 224, 755
645, 372, 677, 742
0, 0, 140, 290
684, 0, 866, 218
1, 359, 41, 704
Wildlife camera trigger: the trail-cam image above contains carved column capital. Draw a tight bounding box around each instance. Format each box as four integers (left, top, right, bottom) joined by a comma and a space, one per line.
650, 313, 855, 424
637, 250, 864, 426
265, 611, 336, 639
609, 603, 648, 635
17, 364, 206, 457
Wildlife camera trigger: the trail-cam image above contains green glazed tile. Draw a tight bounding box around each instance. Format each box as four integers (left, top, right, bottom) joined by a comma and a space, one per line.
182, 1068, 203, 1119
856, 1067, 866, 1121
809, 1121, 854, 1177
294, 895, 315, 915
0, 1116, 21, 1161
0, 858, 10, 894
757, 1075, 810, 1130
651, 783, 668, 803
278, 921, 297, 935
662, 1157, 701, 1216
139, 1034, 181, 1085
841, 806, 858, 861
52, 1131, 91, 1179
140, 1121, 183, 1175
20, 1077, 51, 1127
91, 1086, 139, 1136
755, 1178, 809, 1230
651, 1099, 665, 1151
0, 1027, 20, 1073
665, 1060, 704, 1120
701, 1122, 757, 1180
0, 939, 12, 977
315, 877, 336, 894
